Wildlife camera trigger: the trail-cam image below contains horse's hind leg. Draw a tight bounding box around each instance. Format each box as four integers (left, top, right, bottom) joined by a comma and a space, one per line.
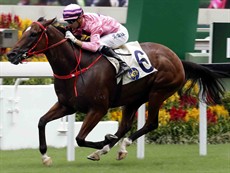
87, 105, 139, 161
111, 105, 139, 147
117, 90, 175, 160
38, 102, 74, 166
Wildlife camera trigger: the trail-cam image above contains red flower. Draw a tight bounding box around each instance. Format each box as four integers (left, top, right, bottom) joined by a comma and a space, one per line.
169, 106, 187, 121
180, 95, 198, 107
0, 13, 11, 28
207, 109, 217, 123
0, 13, 21, 29
14, 15, 21, 28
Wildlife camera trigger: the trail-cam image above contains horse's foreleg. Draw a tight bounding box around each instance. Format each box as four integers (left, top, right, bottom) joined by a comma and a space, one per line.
75, 109, 109, 149
38, 102, 74, 166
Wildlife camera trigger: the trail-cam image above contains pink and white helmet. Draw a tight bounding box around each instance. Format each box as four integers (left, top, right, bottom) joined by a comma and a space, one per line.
62, 4, 84, 21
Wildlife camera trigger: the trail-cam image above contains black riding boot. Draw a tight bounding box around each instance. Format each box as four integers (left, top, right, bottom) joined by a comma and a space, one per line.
100, 46, 130, 78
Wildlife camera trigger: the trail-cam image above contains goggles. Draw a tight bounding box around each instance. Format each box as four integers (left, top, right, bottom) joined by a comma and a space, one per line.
66, 20, 76, 24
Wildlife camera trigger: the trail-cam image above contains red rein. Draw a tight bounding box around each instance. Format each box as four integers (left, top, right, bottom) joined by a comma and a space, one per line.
28, 21, 102, 96
53, 49, 102, 96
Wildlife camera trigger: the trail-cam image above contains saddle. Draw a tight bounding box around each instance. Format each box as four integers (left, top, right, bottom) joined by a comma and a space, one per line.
106, 41, 158, 85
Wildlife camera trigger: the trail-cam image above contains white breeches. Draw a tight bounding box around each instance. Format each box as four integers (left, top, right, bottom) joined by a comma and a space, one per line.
99, 24, 129, 49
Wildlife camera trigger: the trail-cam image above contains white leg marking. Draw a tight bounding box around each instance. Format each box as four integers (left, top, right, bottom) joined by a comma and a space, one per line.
42, 154, 52, 166
117, 138, 132, 160
87, 145, 111, 161
120, 138, 132, 152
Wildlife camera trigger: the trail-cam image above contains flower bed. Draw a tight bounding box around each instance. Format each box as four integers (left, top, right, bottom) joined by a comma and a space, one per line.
108, 82, 230, 144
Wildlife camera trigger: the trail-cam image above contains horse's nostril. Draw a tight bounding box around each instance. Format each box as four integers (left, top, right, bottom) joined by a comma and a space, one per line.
7, 52, 17, 60
6, 51, 20, 64
7, 52, 16, 58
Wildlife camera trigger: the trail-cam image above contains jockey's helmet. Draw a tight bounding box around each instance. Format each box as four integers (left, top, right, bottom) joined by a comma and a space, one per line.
62, 4, 84, 21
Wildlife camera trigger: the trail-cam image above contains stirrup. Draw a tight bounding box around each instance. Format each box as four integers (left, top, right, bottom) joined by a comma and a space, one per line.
115, 66, 130, 78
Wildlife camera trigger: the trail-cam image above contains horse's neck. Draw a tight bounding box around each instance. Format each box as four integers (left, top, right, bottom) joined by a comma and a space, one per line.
46, 26, 100, 75
45, 41, 77, 76
45, 43, 97, 76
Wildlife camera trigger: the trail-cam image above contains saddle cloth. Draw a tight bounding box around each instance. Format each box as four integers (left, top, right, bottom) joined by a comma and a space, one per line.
106, 41, 158, 85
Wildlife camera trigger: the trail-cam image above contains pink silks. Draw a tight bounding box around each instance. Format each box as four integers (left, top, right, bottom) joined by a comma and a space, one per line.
208, 0, 227, 8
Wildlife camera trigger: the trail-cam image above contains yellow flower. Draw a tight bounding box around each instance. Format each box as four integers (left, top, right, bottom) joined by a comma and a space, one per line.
169, 93, 180, 102
117, 111, 122, 122
163, 93, 180, 107
108, 108, 122, 122
209, 105, 229, 119
20, 18, 32, 31
159, 109, 170, 126
183, 80, 199, 95
185, 108, 199, 122
18, 30, 22, 39
30, 55, 48, 62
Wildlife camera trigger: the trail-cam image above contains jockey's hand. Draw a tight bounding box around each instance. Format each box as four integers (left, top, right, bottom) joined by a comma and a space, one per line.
65, 31, 77, 43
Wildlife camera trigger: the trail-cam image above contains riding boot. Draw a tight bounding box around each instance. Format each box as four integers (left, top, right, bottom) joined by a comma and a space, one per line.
100, 46, 130, 78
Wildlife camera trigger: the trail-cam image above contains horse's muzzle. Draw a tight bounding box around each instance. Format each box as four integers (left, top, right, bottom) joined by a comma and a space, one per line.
7, 51, 26, 65
7, 52, 20, 65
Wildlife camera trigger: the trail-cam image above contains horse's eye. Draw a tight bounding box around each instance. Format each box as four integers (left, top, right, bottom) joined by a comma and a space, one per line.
30, 32, 37, 37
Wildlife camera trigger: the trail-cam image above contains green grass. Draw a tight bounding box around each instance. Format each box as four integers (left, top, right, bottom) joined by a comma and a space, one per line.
0, 144, 230, 173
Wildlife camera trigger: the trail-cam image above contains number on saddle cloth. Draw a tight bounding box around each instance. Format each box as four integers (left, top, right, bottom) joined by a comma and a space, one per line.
112, 41, 158, 85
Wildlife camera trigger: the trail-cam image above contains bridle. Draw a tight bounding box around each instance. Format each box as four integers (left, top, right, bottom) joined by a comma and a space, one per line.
29, 21, 102, 96
26, 21, 67, 56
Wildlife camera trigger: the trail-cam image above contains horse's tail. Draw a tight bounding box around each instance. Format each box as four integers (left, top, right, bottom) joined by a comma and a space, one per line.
180, 60, 227, 104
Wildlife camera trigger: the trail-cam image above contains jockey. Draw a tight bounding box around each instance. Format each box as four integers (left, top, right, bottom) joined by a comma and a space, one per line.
62, 4, 130, 78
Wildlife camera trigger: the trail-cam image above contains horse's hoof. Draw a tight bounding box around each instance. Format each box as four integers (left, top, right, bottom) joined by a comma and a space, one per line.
105, 134, 118, 141
116, 151, 128, 161
42, 156, 53, 166
87, 152, 100, 161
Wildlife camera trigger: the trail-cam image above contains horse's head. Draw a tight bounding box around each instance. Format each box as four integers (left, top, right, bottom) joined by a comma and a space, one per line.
7, 17, 58, 65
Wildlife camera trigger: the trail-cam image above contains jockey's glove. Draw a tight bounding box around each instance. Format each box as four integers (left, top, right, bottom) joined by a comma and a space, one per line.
65, 31, 77, 43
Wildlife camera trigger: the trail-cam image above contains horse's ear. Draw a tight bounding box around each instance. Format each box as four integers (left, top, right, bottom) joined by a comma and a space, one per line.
44, 18, 57, 27
50, 18, 57, 24
37, 17, 46, 22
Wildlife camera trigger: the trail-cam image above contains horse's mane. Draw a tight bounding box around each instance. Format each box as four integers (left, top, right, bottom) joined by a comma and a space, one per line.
54, 25, 67, 35
37, 17, 67, 34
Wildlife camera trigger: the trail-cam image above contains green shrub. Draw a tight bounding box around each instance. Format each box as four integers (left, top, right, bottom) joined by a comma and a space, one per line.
2, 78, 53, 85
146, 116, 230, 144
222, 92, 230, 113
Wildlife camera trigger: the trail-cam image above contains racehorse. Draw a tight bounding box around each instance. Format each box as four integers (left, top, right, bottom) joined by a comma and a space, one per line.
7, 18, 226, 166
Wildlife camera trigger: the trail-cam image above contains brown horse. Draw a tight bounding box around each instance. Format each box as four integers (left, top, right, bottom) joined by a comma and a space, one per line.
7, 18, 226, 165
